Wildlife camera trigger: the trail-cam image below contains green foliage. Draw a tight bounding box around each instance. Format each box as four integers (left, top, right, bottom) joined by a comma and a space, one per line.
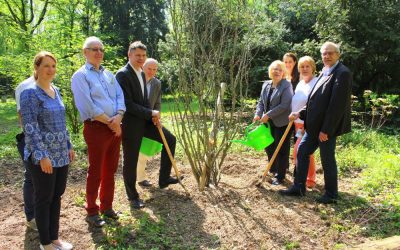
73, 191, 86, 207
103, 222, 135, 248
356, 90, 399, 128
0, 100, 19, 159
0, 0, 169, 133
285, 241, 300, 249
0, 127, 20, 159
95, 0, 168, 58
329, 193, 400, 238
337, 126, 400, 173
334, 124, 400, 236
358, 154, 399, 207
161, 95, 199, 113
306, 0, 400, 94
98, 213, 178, 250
134, 214, 172, 249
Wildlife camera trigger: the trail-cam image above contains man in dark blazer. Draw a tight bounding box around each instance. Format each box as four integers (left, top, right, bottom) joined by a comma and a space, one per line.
280, 42, 352, 204
116, 41, 179, 209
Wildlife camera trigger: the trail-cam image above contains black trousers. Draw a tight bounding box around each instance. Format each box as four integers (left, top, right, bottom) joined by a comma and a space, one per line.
28, 162, 69, 245
16, 132, 35, 221
265, 123, 291, 181
122, 121, 176, 200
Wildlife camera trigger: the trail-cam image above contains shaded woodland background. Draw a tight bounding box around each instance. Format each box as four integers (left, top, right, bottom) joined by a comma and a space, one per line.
1, 0, 399, 95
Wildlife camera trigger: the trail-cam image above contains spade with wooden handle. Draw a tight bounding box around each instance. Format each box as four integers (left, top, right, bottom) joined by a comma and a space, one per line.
156, 123, 190, 195
255, 120, 294, 187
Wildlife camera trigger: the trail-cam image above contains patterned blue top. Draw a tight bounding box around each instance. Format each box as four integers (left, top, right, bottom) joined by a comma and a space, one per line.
71, 62, 126, 121
20, 84, 72, 167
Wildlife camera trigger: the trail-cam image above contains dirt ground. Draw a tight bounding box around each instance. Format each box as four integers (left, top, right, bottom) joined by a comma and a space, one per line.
0, 153, 369, 250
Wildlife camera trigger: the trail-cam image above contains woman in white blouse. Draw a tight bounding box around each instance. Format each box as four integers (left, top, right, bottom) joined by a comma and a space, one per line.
292, 56, 318, 188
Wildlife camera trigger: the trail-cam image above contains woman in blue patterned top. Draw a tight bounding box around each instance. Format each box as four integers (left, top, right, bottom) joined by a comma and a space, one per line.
20, 51, 75, 250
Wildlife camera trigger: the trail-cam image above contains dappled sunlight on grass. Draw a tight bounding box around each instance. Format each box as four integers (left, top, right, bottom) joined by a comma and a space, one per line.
0, 100, 18, 130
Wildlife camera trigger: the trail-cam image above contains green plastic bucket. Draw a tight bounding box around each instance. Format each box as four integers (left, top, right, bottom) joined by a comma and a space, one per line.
139, 137, 163, 157
232, 122, 274, 151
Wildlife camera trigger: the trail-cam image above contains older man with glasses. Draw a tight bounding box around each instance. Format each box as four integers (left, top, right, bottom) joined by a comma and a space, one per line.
71, 36, 126, 227
280, 42, 353, 204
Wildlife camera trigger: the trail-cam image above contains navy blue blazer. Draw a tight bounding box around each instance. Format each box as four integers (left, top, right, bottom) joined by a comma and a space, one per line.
300, 62, 352, 137
116, 63, 152, 121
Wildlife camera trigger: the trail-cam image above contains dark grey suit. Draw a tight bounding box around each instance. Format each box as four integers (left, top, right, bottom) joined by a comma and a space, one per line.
295, 62, 352, 198
147, 77, 161, 111
256, 79, 293, 127
255, 79, 293, 181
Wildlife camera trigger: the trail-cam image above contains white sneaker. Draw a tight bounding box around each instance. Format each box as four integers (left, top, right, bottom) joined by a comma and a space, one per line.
52, 240, 73, 250
26, 218, 38, 231
40, 244, 59, 250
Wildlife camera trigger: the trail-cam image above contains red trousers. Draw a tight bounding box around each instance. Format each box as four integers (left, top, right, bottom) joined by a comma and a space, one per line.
293, 122, 316, 188
83, 121, 121, 215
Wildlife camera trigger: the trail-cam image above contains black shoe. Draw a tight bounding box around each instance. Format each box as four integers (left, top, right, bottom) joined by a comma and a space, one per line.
138, 180, 153, 187
279, 185, 305, 197
101, 209, 121, 220
86, 214, 106, 227
316, 194, 337, 204
159, 176, 184, 189
271, 178, 284, 186
130, 199, 145, 209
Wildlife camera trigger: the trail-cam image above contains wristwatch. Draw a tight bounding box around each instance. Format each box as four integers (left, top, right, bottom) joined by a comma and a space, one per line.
117, 110, 125, 117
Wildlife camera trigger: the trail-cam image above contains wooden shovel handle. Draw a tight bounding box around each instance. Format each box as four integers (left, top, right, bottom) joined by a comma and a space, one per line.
156, 123, 190, 194
261, 120, 294, 182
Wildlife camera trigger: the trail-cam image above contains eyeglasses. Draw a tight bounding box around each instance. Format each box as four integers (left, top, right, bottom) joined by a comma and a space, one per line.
321, 51, 337, 56
85, 47, 105, 53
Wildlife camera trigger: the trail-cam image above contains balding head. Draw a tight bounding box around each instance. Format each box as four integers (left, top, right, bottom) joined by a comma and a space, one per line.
143, 58, 159, 80
321, 41, 340, 67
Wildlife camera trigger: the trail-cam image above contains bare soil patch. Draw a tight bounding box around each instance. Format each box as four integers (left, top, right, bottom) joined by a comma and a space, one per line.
0, 153, 368, 249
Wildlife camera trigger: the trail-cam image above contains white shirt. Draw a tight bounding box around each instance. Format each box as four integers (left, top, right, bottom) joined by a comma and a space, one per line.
291, 76, 318, 123
15, 76, 35, 111
322, 61, 339, 76
129, 62, 144, 97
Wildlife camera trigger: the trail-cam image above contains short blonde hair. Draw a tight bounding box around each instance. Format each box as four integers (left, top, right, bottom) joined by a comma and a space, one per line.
33, 51, 57, 80
268, 60, 287, 79
298, 56, 316, 74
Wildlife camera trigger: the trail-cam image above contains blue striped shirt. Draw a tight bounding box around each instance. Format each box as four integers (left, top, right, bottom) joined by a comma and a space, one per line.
71, 63, 126, 121
20, 85, 72, 167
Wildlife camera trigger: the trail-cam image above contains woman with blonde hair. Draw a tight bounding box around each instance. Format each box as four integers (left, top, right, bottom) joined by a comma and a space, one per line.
291, 56, 318, 188
20, 51, 74, 250
254, 60, 293, 185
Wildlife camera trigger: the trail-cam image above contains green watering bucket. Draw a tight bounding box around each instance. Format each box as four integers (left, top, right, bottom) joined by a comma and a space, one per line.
232, 122, 274, 151
139, 137, 163, 157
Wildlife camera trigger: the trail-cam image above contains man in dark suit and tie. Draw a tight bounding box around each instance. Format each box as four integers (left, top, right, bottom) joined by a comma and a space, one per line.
280, 42, 352, 204
116, 41, 179, 209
